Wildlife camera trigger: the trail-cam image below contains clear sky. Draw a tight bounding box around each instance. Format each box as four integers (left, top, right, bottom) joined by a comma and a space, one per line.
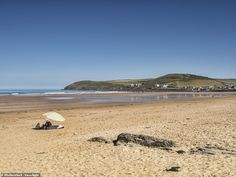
0, 0, 235, 89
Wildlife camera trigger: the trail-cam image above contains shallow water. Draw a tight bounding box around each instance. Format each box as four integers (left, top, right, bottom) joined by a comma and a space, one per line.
1, 89, 233, 104
47, 92, 231, 104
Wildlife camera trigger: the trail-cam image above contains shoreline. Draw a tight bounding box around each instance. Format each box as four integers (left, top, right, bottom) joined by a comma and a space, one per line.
0, 91, 235, 113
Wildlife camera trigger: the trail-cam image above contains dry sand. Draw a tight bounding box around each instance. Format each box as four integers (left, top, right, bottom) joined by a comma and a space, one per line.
0, 95, 235, 177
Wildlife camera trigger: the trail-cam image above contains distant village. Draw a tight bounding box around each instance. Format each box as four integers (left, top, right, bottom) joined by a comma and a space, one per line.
128, 82, 236, 92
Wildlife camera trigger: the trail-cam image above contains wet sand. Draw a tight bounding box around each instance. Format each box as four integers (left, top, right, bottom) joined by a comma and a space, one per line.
0, 92, 233, 112
0, 93, 235, 176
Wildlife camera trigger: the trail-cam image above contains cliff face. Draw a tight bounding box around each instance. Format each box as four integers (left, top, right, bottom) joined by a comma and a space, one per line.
64, 73, 236, 91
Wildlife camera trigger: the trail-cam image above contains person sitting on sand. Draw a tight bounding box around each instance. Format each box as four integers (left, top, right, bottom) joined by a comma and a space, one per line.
45, 120, 52, 128
41, 120, 52, 129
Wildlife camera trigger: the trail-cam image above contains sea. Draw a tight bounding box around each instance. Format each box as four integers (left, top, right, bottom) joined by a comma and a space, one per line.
0, 89, 120, 96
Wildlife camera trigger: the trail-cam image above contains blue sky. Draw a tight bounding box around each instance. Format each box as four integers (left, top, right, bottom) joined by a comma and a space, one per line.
0, 0, 235, 88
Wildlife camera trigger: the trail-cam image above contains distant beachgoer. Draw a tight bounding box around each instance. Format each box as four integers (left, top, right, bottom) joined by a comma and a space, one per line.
42, 120, 52, 129
45, 120, 52, 127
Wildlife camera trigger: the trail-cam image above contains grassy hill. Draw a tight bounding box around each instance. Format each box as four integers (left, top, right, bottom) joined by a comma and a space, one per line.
147, 74, 225, 88
64, 73, 236, 91
64, 80, 125, 90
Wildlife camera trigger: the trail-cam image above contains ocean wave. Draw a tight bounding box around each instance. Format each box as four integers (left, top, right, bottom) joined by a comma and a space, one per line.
43, 91, 127, 95
11, 93, 20, 95
0, 89, 127, 96
43, 92, 68, 95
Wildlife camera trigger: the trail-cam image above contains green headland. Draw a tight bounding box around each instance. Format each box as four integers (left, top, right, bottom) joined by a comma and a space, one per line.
65, 73, 236, 92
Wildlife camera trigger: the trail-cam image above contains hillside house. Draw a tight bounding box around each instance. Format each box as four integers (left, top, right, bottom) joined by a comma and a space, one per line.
136, 83, 142, 87
162, 84, 169, 89
155, 84, 160, 88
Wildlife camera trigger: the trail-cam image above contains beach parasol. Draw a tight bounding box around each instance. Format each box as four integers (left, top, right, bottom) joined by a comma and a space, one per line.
43, 112, 65, 122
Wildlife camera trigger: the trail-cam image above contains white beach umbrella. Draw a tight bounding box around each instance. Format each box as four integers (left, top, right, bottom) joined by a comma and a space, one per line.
43, 112, 65, 122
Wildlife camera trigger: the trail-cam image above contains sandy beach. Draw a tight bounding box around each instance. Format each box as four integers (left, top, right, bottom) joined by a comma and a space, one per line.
0, 94, 235, 177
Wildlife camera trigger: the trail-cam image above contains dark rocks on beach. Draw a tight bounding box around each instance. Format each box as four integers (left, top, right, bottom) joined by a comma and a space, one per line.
176, 150, 186, 154
159, 147, 173, 151
88, 137, 110, 144
113, 133, 175, 148
165, 166, 181, 172
190, 145, 236, 155
35, 152, 47, 154
190, 147, 215, 155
